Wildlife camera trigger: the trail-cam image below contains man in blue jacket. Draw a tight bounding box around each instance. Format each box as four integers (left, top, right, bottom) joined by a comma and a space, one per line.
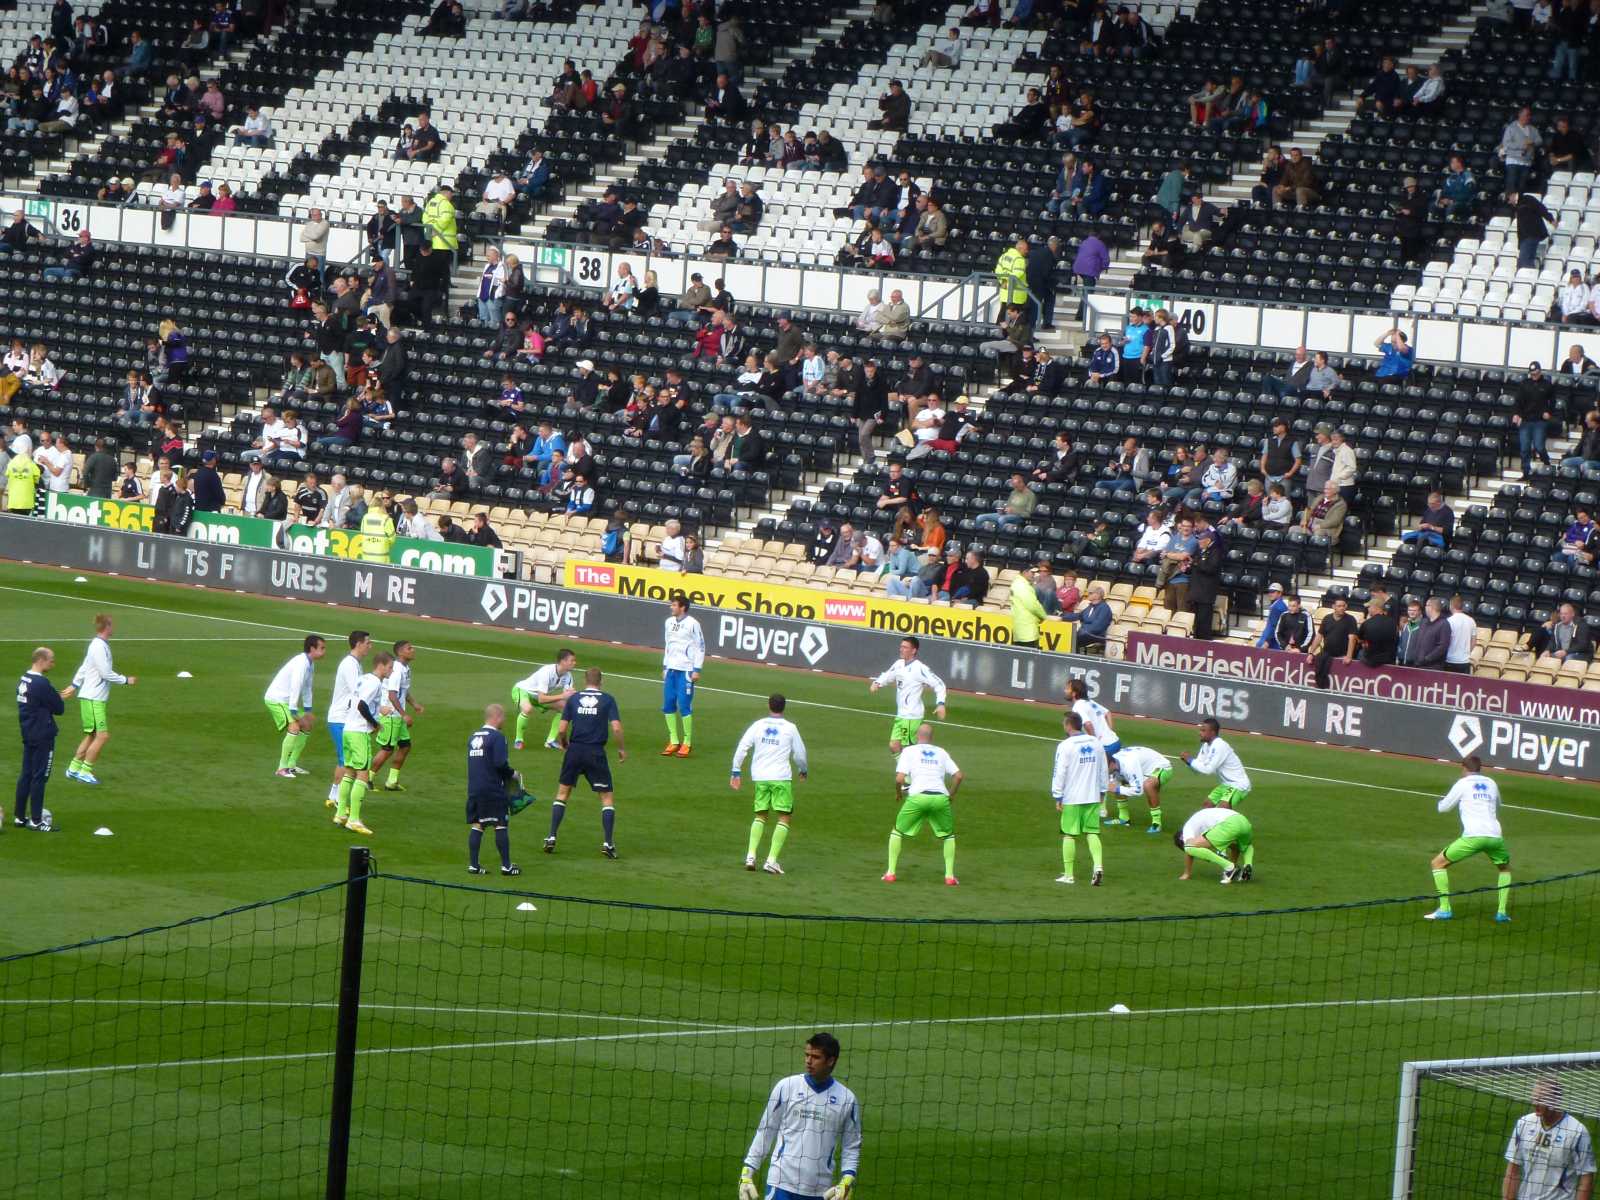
16, 646, 74, 830
1061, 585, 1113, 653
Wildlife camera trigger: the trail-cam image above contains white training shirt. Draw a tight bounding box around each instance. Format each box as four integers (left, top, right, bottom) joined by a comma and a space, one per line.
875, 659, 947, 720
1446, 611, 1477, 664
36, 444, 72, 493
1114, 745, 1172, 789
731, 715, 808, 782
71, 636, 127, 702
1438, 773, 1503, 839
1071, 697, 1119, 748
515, 662, 573, 699
1052, 732, 1108, 807
658, 533, 686, 572
347, 672, 385, 734
1505, 1111, 1595, 1200
1189, 736, 1251, 791
388, 659, 412, 708
744, 1073, 862, 1197
663, 613, 706, 672
1180, 807, 1233, 843
896, 743, 959, 795
1135, 525, 1171, 555
327, 653, 363, 725
263, 652, 316, 711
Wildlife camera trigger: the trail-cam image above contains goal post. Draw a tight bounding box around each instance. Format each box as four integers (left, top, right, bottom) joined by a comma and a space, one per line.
1393, 1051, 1600, 1200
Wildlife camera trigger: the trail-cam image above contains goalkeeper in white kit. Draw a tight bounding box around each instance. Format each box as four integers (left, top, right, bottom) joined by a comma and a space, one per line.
741, 1032, 861, 1200
730, 694, 808, 875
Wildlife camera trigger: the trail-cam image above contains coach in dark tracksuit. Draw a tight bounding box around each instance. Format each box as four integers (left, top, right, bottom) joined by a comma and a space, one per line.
16, 646, 74, 830
466, 703, 520, 877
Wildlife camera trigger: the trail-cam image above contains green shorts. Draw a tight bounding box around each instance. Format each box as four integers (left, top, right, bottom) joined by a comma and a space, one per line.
79, 698, 108, 734
376, 714, 411, 750
753, 781, 794, 815
1149, 767, 1172, 788
1059, 804, 1100, 836
266, 701, 296, 733
1207, 812, 1254, 853
1443, 835, 1510, 867
513, 686, 551, 713
890, 717, 922, 746
342, 729, 374, 773
1208, 784, 1250, 808
894, 792, 954, 839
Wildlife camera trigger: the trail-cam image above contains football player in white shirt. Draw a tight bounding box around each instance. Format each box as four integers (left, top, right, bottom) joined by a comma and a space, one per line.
371, 640, 424, 792
730, 693, 809, 875
1052, 711, 1108, 885
1181, 718, 1252, 808
333, 651, 392, 837
1175, 804, 1254, 883
661, 593, 705, 757
511, 647, 577, 750
66, 613, 138, 785
264, 634, 326, 778
884, 723, 963, 885
324, 630, 372, 805
740, 1032, 861, 1200
869, 636, 947, 754
1065, 678, 1120, 821
1112, 745, 1174, 834
1504, 1078, 1595, 1200
1427, 754, 1512, 922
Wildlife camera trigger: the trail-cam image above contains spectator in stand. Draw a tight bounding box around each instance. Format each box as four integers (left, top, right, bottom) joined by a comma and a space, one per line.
1072, 232, 1110, 323
1394, 599, 1426, 664
1432, 154, 1477, 220
876, 289, 911, 339
1556, 507, 1599, 563
1179, 192, 1221, 253
1401, 491, 1456, 549
1562, 410, 1600, 474
704, 72, 745, 123
1406, 596, 1450, 668
1118, 306, 1151, 382
881, 534, 923, 593
313, 396, 364, 450
1302, 481, 1347, 539
231, 104, 272, 146
1272, 147, 1320, 209
1557, 270, 1593, 324
868, 79, 910, 131
1306, 594, 1359, 688
921, 27, 962, 67
1512, 362, 1556, 475
993, 86, 1048, 139
1059, 584, 1112, 653
1256, 417, 1302, 489
1187, 78, 1226, 126
974, 472, 1036, 532
1529, 602, 1594, 660
41, 230, 96, 283
1513, 189, 1553, 268
1325, 428, 1359, 504
1374, 327, 1414, 378
844, 528, 883, 574
1497, 106, 1543, 198
1443, 596, 1476, 674
1355, 55, 1404, 116
428, 457, 468, 501
1187, 526, 1224, 640
1097, 436, 1153, 493
1148, 309, 1184, 385
1357, 599, 1400, 667
1199, 448, 1238, 504
1409, 64, 1446, 114
1547, 113, 1591, 170
944, 549, 990, 608
1086, 333, 1120, 383
1254, 582, 1289, 647
1132, 510, 1172, 564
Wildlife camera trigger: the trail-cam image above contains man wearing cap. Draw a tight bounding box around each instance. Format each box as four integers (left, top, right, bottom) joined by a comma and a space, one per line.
1254, 583, 1290, 648
422, 183, 458, 268
868, 79, 910, 131
190, 450, 225, 512
1010, 563, 1051, 648
566, 360, 600, 416
1512, 362, 1556, 476
474, 169, 515, 221
187, 181, 217, 211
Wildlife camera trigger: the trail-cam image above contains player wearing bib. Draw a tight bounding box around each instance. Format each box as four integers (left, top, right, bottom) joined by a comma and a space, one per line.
730, 694, 809, 876
1175, 805, 1254, 883
550, 667, 627, 858
883, 723, 963, 886
661, 594, 705, 757
1181, 718, 1252, 808
740, 1032, 861, 1200
1112, 745, 1173, 834
66, 614, 138, 785
465, 704, 523, 877
264, 635, 326, 778
1427, 755, 1512, 922
1066, 679, 1120, 821
869, 637, 947, 754
333, 651, 391, 836
1053, 711, 1109, 885
324, 631, 372, 806
511, 648, 576, 750
1503, 1079, 1595, 1200
372, 641, 423, 791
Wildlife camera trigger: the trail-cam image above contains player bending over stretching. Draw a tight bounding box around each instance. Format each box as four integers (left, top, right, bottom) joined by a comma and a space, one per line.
1112, 745, 1173, 834
1176, 806, 1254, 884
511, 647, 576, 750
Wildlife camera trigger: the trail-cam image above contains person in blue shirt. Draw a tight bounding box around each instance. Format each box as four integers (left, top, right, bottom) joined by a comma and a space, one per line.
531, 419, 565, 468
1374, 326, 1414, 378
1087, 333, 1120, 383
466, 703, 523, 876
1254, 582, 1289, 648
15, 646, 74, 830
1120, 307, 1151, 381
1060, 585, 1113, 653
549, 667, 627, 858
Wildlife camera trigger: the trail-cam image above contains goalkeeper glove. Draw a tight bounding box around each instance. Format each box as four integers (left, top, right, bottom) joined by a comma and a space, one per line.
824, 1175, 856, 1200
738, 1167, 759, 1200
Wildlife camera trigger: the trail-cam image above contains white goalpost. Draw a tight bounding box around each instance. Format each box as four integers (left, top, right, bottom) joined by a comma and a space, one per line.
1392, 1051, 1600, 1200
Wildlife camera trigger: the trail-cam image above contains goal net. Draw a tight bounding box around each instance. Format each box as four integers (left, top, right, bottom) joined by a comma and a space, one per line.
1393, 1052, 1600, 1199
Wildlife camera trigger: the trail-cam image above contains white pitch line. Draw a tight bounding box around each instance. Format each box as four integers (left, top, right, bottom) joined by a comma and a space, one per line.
0, 998, 740, 1028
2, 582, 1597, 823
3, 986, 1594, 1083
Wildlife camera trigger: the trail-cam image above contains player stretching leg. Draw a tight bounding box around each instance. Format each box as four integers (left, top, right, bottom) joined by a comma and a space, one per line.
549, 667, 626, 857
1066, 679, 1121, 822
466, 704, 521, 877
661, 594, 704, 757
1176, 806, 1255, 883
511, 648, 576, 750
884, 723, 963, 886
334, 651, 391, 836
66, 614, 137, 784
324, 631, 371, 807
870, 636, 946, 755
1181, 718, 1252, 810
1426, 754, 1513, 922
1053, 711, 1108, 885
731, 693, 808, 875
740, 1032, 861, 1200
1112, 745, 1173, 834
372, 640, 423, 791
265, 635, 325, 778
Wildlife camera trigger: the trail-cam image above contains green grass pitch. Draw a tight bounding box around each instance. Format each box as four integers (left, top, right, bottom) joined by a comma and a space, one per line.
0, 559, 1595, 1199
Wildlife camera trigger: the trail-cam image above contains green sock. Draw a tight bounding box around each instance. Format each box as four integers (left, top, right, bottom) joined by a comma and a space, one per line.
1116, 799, 1130, 822
1432, 868, 1453, 913
1061, 836, 1076, 876
941, 836, 956, 878
69, 758, 83, 773
336, 777, 353, 818
546, 712, 562, 744
680, 715, 693, 747
288, 732, 308, 767
1497, 870, 1511, 916
1187, 845, 1231, 869
278, 734, 296, 770
349, 780, 367, 824
1087, 833, 1103, 871
768, 822, 790, 864
747, 818, 766, 859
887, 832, 904, 874
514, 709, 529, 744
665, 714, 680, 744
1240, 840, 1254, 867
1149, 806, 1162, 829
385, 768, 401, 788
